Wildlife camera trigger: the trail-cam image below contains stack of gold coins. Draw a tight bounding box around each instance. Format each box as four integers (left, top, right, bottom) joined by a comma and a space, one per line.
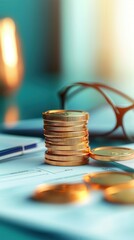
42, 110, 90, 166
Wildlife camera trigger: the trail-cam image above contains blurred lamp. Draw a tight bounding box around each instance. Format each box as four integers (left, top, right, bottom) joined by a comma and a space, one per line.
0, 18, 24, 95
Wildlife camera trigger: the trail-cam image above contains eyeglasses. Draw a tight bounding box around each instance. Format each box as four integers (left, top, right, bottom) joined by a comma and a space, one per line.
58, 82, 134, 142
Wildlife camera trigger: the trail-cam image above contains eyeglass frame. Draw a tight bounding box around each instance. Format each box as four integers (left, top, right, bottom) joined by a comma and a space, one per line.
58, 82, 134, 141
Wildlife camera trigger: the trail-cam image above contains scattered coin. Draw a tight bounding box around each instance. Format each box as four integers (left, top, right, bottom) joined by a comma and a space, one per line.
83, 171, 134, 189
104, 181, 134, 204
90, 146, 134, 161
33, 183, 90, 203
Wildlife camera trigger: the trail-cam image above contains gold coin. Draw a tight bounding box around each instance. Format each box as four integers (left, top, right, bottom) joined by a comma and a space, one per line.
44, 130, 88, 138
45, 142, 89, 150
44, 119, 88, 127
104, 181, 134, 204
45, 151, 89, 161
45, 140, 89, 147
83, 171, 134, 190
90, 146, 134, 161
45, 136, 89, 145
45, 158, 89, 166
47, 148, 90, 156
33, 183, 89, 203
42, 110, 89, 121
44, 125, 87, 132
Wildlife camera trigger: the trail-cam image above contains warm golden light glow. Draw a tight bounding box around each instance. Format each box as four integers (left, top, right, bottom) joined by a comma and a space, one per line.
0, 18, 24, 95
4, 105, 19, 125
1, 18, 18, 67
96, 0, 115, 79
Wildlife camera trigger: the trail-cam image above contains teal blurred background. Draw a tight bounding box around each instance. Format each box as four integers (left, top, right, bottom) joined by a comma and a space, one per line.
0, 0, 133, 123
0, 0, 99, 123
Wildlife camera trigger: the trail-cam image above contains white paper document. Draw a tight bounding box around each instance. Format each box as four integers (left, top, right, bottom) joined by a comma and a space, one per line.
1, 144, 134, 240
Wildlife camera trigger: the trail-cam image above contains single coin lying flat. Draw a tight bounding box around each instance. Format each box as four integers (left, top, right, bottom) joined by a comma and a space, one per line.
83, 171, 134, 189
104, 181, 134, 204
42, 110, 89, 121
33, 183, 89, 204
90, 146, 134, 161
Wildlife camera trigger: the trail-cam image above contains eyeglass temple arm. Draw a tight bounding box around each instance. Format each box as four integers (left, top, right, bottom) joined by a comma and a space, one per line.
58, 82, 104, 109
59, 82, 134, 109
59, 90, 65, 109
76, 82, 134, 103
58, 83, 85, 109
94, 83, 134, 103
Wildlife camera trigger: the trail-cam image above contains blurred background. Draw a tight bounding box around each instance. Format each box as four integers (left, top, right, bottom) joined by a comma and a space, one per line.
0, 0, 134, 124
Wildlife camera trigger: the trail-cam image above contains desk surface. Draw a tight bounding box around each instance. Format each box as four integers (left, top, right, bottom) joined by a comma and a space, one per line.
1, 138, 134, 240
